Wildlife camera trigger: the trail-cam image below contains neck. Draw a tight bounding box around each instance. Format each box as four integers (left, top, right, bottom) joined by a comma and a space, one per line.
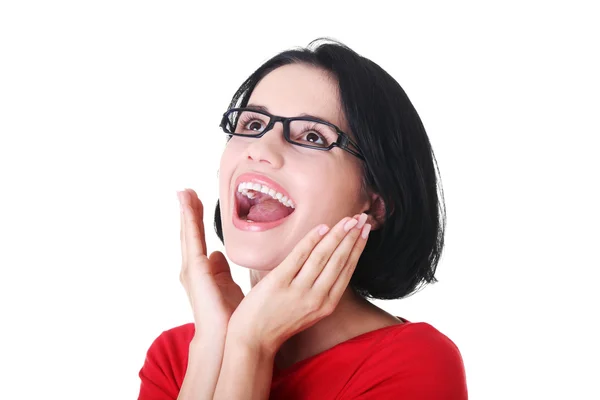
248, 269, 401, 371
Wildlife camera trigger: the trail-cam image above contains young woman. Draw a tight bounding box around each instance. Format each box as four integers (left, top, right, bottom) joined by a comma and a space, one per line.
138, 39, 468, 399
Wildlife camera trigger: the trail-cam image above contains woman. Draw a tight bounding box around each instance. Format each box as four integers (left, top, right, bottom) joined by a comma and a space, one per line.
138, 39, 468, 399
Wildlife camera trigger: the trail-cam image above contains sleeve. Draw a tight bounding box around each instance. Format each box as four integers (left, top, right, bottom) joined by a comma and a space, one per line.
137, 330, 181, 400
339, 324, 468, 400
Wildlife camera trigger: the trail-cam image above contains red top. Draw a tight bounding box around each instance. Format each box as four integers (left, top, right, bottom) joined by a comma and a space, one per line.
138, 317, 468, 399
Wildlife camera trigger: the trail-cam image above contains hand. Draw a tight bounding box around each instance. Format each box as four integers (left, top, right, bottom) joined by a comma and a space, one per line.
226, 214, 372, 355
178, 189, 245, 338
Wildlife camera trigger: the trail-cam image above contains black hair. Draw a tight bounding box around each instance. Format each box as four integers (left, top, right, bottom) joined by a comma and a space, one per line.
214, 38, 446, 300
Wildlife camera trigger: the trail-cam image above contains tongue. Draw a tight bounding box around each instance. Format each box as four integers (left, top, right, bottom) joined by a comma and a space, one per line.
247, 194, 293, 223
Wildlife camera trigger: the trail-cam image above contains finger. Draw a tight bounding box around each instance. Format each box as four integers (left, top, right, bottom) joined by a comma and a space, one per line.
187, 188, 207, 257
179, 190, 192, 300
178, 191, 188, 268
272, 222, 335, 285
180, 189, 207, 261
208, 250, 232, 277
311, 216, 363, 292
326, 223, 371, 301
291, 216, 358, 287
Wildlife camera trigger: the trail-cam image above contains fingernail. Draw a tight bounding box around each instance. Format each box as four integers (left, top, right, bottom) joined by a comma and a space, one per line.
344, 218, 358, 232
356, 213, 368, 229
361, 223, 371, 239
318, 224, 330, 235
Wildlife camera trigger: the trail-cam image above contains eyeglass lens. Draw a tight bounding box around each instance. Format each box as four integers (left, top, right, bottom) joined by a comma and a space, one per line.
224, 109, 339, 149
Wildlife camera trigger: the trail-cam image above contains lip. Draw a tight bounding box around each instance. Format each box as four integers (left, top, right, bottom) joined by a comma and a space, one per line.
231, 172, 296, 232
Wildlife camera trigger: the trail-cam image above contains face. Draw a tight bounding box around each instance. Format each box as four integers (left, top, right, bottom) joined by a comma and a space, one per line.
219, 63, 370, 271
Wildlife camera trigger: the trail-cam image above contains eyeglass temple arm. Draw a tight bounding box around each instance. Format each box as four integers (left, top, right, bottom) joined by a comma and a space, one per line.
338, 133, 365, 160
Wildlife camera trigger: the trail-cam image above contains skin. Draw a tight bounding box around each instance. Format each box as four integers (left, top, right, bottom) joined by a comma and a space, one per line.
175, 64, 403, 399
218, 64, 402, 369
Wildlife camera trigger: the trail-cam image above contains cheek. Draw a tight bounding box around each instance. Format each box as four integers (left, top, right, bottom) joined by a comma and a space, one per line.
302, 162, 364, 211
297, 164, 343, 208
219, 138, 249, 174
220, 138, 247, 169
219, 148, 237, 197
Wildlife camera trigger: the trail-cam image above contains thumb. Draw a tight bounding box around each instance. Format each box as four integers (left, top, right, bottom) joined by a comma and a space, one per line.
208, 251, 232, 277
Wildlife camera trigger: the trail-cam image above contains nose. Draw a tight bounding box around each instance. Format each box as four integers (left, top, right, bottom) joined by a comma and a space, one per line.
244, 121, 286, 167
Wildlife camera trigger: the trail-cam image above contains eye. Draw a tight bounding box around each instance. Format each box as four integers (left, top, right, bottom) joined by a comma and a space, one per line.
236, 111, 268, 134
290, 120, 337, 148
303, 130, 326, 145
244, 119, 265, 132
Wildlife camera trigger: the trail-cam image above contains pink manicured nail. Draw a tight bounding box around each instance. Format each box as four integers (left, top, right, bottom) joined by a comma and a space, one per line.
356, 213, 368, 229
318, 224, 330, 235
344, 218, 358, 232
361, 223, 371, 239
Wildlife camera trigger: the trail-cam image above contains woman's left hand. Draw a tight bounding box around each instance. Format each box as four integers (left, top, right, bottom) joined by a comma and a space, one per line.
226, 213, 371, 355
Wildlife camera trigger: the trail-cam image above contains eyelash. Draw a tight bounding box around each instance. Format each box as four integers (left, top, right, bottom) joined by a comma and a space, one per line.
296, 124, 326, 141
238, 114, 266, 129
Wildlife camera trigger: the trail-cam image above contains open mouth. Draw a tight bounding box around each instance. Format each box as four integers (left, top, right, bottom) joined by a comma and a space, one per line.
234, 187, 296, 224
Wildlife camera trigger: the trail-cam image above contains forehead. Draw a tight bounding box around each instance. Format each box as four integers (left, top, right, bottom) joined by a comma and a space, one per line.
247, 63, 348, 131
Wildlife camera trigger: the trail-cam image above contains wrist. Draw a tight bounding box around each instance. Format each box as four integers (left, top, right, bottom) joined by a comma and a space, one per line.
225, 334, 277, 368
189, 331, 227, 356
179, 332, 228, 400
226, 325, 277, 359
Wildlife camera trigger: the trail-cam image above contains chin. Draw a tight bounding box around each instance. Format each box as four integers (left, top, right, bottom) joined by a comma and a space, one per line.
225, 245, 279, 271
220, 208, 296, 271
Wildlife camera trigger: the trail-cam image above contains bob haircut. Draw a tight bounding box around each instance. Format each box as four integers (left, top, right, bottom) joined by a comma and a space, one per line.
214, 38, 446, 300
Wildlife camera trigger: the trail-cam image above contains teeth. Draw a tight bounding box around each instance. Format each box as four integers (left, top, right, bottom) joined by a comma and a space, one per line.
237, 182, 295, 209
242, 189, 255, 199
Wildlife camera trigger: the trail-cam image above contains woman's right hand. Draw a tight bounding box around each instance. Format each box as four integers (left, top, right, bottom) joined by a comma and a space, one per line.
177, 189, 245, 339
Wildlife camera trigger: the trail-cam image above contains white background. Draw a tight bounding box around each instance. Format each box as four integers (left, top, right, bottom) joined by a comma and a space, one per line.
1, 1, 598, 399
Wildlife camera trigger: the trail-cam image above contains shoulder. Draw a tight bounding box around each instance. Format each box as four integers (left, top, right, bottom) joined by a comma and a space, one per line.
340, 321, 468, 399
381, 322, 464, 377
138, 323, 195, 399
392, 321, 465, 365
367, 321, 466, 374
148, 322, 196, 353
143, 322, 196, 372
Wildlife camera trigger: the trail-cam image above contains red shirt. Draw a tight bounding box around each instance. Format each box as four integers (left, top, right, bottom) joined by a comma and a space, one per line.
138, 317, 468, 399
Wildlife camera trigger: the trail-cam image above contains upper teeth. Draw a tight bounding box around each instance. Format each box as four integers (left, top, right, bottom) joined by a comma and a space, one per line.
237, 182, 295, 209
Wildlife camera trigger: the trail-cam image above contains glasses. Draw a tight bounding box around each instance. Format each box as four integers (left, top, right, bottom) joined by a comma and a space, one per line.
219, 107, 365, 160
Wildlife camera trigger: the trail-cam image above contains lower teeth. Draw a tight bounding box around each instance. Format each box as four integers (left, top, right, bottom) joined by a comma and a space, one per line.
246, 219, 255, 222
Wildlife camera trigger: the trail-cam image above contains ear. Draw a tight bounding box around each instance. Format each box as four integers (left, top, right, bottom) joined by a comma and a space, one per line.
364, 192, 391, 230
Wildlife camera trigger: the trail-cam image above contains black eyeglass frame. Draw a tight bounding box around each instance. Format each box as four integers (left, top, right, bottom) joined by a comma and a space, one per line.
219, 107, 365, 161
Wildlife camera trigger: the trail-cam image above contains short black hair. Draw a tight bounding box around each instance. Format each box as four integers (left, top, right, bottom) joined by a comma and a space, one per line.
214, 38, 446, 300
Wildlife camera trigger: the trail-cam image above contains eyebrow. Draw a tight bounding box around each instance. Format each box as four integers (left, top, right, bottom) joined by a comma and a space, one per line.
246, 103, 336, 126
